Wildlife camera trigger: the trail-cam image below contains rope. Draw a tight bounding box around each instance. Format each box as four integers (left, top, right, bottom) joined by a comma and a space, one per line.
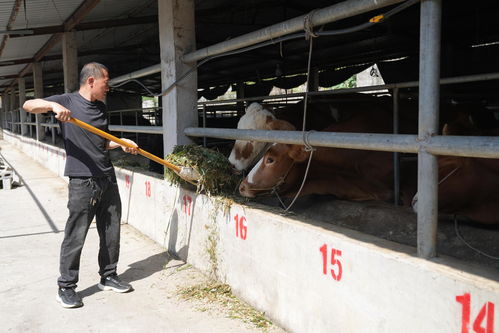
279, 31, 317, 213
303, 10, 319, 40
454, 216, 499, 260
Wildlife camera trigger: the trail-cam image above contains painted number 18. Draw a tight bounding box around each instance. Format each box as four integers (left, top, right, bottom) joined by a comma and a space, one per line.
456, 293, 495, 333
319, 244, 343, 281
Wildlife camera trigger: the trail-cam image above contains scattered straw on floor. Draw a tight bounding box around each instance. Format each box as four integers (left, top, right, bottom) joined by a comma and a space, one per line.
178, 281, 273, 330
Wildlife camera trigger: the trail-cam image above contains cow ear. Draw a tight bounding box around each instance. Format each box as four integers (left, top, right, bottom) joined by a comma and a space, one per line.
288, 144, 309, 162
265, 119, 296, 131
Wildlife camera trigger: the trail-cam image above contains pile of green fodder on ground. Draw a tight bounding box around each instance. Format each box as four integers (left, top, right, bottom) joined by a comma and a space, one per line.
164, 144, 241, 196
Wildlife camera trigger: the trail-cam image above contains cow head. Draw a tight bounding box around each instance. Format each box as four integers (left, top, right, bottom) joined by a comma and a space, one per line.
228, 102, 295, 171
239, 142, 310, 198
228, 103, 275, 171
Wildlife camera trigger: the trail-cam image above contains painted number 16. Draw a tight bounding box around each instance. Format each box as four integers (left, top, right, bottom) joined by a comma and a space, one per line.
234, 214, 247, 240
319, 244, 343, 281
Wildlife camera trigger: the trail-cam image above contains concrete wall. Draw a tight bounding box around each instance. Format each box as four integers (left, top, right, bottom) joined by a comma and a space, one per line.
2, 130, 498, 333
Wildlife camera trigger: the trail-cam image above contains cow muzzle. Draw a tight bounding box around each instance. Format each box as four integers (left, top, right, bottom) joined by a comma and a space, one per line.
239, 180, 256, 198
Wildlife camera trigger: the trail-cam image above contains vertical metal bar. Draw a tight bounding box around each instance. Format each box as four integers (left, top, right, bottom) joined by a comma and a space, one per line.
119, 111, 123, 138
135, 110, 139, 144
203, 104, 207, 147
392, 87, 400, 206
417, 0, 441, 258
51, 114, 56, 145
19, 108, 23, 136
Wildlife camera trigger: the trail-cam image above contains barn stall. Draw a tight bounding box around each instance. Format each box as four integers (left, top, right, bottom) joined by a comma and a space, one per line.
1, 0, 498, 332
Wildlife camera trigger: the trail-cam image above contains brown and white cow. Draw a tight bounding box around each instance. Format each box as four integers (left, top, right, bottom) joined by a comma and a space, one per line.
228, 94, 386, 171
239, 109, 416, 204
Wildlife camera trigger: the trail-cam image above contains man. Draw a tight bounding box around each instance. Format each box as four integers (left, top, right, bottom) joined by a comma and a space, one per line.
23, 62, 138, 308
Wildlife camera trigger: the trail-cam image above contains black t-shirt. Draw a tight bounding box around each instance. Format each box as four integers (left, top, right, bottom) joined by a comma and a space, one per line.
44, 92, 114, 177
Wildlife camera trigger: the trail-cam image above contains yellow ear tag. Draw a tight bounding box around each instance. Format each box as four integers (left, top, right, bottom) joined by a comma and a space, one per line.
370, 15, 384, 23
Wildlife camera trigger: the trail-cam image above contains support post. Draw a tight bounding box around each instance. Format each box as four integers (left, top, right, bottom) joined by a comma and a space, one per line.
0, 94, 5, 138
309, 68, 319, 92
417, 0, 442, 258
10, 92, 17, 133
33, 62, 45, 141
62, 31, 79, 93
18, 78, 27, 136
393, 87, 400, 206
158, 0, 197, 155
2, 93, 7, 130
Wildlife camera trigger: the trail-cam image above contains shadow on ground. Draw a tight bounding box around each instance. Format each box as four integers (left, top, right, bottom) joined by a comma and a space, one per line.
79, 251, 173, 298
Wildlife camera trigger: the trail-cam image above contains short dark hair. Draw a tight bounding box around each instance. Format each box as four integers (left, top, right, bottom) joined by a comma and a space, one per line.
79, 62, 108, 86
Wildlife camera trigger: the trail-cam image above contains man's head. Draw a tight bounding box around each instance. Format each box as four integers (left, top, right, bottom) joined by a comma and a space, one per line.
79, 62, 109, 101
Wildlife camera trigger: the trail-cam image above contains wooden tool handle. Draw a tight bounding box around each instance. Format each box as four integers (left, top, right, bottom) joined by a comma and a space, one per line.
69, 117, 181, 173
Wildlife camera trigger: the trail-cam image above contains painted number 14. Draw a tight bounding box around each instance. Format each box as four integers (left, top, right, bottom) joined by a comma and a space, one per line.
456, 293, 495, 333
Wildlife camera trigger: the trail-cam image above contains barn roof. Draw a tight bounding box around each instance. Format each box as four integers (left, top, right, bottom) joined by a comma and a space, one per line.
0, 0, 498, 99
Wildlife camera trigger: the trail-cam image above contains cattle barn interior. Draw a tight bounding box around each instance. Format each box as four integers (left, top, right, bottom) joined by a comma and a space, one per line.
0, 0, 499, 269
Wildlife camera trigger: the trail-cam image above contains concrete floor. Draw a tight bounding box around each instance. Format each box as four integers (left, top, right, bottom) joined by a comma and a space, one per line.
0, 140, 284, 333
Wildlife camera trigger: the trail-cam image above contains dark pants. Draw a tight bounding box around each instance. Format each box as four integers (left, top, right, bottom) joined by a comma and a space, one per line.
58, 175, 122, 288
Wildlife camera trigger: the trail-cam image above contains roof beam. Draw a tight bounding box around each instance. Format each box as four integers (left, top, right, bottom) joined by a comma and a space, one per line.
5, 0, 101, 92
0, 0, 24, 57
6, 15, 157, 38
0, 42, 157, 67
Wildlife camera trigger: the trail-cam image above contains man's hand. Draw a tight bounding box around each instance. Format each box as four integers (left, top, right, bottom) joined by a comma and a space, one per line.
52, 103, 72, 122
107, 139, 138, 154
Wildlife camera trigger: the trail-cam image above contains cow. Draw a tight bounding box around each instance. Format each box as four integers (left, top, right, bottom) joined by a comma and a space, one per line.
431, 156, 499, 225
412, 114, 499, 225
239, 109, 417, 205
228, 93, 387, 172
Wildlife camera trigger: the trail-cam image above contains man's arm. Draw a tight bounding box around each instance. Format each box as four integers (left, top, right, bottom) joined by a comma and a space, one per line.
23, 99, 71, 122
107, 139, 139, 155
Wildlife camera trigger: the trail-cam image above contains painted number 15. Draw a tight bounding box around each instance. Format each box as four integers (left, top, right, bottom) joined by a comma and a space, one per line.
319, 244, 343, 281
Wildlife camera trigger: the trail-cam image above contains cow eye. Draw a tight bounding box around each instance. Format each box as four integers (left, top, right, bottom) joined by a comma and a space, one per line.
266, 157, 274, 164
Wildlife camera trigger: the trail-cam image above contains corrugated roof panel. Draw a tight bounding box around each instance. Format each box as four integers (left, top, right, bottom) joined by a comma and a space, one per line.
84, 0, 156, 21
2, 35, 52, 59
78, 25, 157, 51
0, 2, 17, 29
0, 64, 28, 76
11, 0, 83, 29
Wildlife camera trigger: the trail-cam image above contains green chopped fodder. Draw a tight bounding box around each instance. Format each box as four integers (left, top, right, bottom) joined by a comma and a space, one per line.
164, 145, 241, 196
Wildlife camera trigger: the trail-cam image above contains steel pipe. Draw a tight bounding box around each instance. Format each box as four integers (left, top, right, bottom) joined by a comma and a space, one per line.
197, 71, 499, 107
417, 0, 441, 259
40, 123, 58, 128
108, 64, 161, 86
108, 125, 163, 134
185, 127, 499, 158
183, 0, 405, 63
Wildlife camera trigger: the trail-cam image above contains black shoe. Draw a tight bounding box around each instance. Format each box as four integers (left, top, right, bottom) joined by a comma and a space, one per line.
98, 274, 133, 293
56, 287, 83, 308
